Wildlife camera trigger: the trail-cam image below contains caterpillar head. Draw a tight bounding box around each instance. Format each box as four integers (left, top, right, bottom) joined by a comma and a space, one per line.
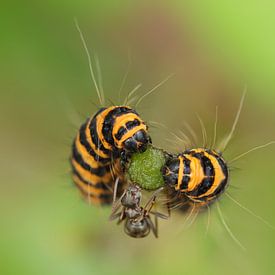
123, 129, 151, 153
162, 157, 180, 188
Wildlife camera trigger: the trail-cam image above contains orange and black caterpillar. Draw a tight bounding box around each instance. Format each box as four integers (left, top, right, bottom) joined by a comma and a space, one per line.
70, 105, 150, 205
162, 148, 228, 205
160, 93, 245, 209
71, 20, 171, 205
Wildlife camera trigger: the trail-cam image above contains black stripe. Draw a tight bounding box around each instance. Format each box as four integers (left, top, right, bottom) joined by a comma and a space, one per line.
183, 156, 191, 174
197, 178, 228, 202
86, 190, 113, 201
202, 155, 214, 177
79, 120, 111, 164
78, 186, 113, 201
178, 155, 190, 189
71, 164, 111, 191
206, 150, 228, 178
115, 126, 127, 141
96, 196, 113, 205
125, 119, 141, 129
186, 151, 215, 197
191, 152, 215, 177
114, 119, 141, 141
206, 150, 229, 197
180, 175, 190, 190
187, 150, 228, 200
102, 107, 138, 147
210, 177, 228, 197
89, 108, 112, 156
216, 156, 228, 179
187, 177, 215, 197
72, 142, 110, 177
203, 151, 229, 200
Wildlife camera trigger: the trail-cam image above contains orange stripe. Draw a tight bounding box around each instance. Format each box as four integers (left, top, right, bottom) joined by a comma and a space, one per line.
185, 154, 205, 192
77, 189, 107, 205
190, 148, 204, 154
85, 118, 110, 159
75, 134, 101, 169
176, 156, 184, 191
116, 124, 147, 148
83, 195, 102, 205
72, 174, 112, 196
112, 113, 141, 139
73, 175, 110, 205
111, 159, 123, 176
197, 151, 226, 198
96, 106, 117, 150
71, 159, 111, 184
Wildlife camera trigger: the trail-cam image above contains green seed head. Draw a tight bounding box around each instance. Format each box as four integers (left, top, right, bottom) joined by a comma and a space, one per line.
127, 145, 166, 190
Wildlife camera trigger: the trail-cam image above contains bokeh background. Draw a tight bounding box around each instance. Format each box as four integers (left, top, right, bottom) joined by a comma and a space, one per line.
1, 1, 275, 274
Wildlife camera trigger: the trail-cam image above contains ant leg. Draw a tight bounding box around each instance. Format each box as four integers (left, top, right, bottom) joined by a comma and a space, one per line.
144, 187, 164, 211
146, 215, 158, 238
155, 213, 158, 237
112, 177, 120, 204
144, 190, 171, 220
150, 211, 169, 219
117, 209, 126, 225
109, 211, 122, 221
167, 201, 171, 217
109, 202, 122, 220
109, 189, 127, 221
111, 180, 126, 212
164, 191, 172, 218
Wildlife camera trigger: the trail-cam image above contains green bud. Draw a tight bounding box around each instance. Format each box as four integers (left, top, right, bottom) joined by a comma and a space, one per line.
126, 145, 167, 190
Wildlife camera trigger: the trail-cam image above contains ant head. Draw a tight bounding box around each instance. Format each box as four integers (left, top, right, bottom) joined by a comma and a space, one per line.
124, 218, 150, 238
121, 185, 142, 208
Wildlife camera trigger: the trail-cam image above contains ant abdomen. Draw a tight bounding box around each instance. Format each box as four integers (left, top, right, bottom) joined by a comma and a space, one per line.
124, 219, 150, 238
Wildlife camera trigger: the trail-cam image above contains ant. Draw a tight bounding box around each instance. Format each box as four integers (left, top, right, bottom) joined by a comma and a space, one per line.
109, 179, 169, 238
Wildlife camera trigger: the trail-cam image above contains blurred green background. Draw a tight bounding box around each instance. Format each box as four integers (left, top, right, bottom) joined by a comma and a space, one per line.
1, 1, 275, 274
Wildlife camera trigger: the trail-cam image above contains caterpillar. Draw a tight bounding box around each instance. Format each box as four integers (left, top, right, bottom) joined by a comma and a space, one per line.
70, 106, 150, 205
70, 20, 170, 205
161, 91, 248, 209
162, 148, 228, 205
161, 91, 275, 249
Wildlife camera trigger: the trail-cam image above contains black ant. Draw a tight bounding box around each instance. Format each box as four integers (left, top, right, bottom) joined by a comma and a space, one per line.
109, 179, 169, 238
